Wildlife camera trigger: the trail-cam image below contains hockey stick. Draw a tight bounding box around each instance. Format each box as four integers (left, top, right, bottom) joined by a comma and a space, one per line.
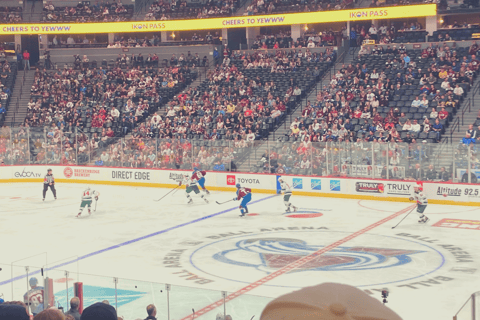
94, 199, 97, 212
216, 199, 234, 205
155, 186, 180, 202
391, 205, 417, 229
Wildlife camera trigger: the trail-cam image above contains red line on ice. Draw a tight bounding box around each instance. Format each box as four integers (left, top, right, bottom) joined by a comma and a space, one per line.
179, 204, 416, 320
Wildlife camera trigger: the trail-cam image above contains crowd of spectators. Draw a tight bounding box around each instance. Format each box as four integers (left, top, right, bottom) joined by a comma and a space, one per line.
0, 47, 335, 169
251, 41, 480, 178
286, 42, 477, 146
0, 52, 199, 164
246, 0, 353, 15
144, 0, 241, 21
43, 1, 133, 22
251, 29, 339, 50
0, 60, 16, 126
0, 6, 22, 23
0, 297, 236, 320
255, 136, 457, 179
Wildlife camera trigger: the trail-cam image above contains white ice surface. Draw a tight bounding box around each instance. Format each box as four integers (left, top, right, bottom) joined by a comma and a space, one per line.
1, 183, 479, 320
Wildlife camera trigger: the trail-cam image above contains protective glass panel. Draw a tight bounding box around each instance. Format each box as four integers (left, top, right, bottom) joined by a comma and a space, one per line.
9, 127, 29, 165
224, 293, 273, 320
75, 129, 91, 166
168, 284, 224, 320
115, 278, 167, 320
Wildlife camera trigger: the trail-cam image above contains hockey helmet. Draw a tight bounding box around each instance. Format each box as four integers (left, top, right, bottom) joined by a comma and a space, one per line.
278, 176, 283, 182
193, 167, 199, 171
29, 277, 38, 287
47, 168, 52, 172
236, 183, 241, 188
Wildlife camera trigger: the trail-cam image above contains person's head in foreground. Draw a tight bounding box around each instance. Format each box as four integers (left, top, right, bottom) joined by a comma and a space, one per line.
260, 283, 402, 320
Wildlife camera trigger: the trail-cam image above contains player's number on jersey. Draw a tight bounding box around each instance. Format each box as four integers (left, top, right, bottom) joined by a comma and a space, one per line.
29, 293, 43, 305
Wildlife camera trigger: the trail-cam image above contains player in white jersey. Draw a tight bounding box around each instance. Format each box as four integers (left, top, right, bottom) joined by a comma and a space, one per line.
23, 277, 44, 316
409, 184, 429, 223
77, 187, 100, 217
278, 177, 297, 213
178, 174, 209, 204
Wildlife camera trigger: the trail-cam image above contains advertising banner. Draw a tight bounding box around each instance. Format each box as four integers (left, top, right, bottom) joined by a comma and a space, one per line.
0, 4, 436, 35
1, 165, 479, 204
424, 182, 480, 202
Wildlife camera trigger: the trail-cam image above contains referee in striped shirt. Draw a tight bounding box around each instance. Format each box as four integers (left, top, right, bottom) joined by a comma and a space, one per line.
43, 168, 57, 201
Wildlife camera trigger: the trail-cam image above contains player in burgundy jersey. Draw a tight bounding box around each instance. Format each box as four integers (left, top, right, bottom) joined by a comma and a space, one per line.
233, 183, 252, 217
192, 167, 210, 194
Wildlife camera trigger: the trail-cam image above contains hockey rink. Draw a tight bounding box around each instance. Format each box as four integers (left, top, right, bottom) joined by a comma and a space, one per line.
1, 183, 479, 320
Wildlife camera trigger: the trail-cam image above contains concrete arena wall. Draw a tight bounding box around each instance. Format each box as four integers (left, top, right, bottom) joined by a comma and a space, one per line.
48, 45, 219, 65
1, 165, 479, 206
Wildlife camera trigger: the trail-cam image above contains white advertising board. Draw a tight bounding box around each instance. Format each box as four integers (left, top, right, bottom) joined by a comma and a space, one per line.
0, 165, 479, 204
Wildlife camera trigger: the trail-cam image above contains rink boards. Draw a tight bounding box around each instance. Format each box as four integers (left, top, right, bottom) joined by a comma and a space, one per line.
0, 165, 479, 206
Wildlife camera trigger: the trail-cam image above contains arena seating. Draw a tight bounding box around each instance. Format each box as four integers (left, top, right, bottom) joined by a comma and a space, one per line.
248, 0, 353, 15
43, 2, 134, 22
0, 6, 22, 23
0, 61, 17, 127
7, 48, 335, 169
246, 42, 479, 176
144, 0, 243, 21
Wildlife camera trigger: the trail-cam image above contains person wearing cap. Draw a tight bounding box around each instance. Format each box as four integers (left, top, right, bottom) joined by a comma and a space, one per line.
80, 302, 117, 320
23, 277, 45, 316
0, 303, 30, 320
43, 168, 57, 201
260, 282, 402, 320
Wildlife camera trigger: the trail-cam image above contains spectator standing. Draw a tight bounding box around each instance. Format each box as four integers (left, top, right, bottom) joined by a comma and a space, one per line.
65, 297, 81, 320
145, 304, 157, 320
23, 50, 30, 70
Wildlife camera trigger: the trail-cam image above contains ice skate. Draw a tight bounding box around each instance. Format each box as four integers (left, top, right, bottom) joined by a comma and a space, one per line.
419, 216, 429, 224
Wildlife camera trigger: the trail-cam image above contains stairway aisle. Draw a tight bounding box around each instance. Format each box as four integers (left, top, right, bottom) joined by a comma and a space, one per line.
4, 70, 36, 126
236, 49, 357, 172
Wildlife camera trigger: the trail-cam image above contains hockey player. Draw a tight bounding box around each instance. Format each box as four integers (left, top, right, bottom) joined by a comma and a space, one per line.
233, 183, 251, 217
43, 168, 57, 201
179, 174, 209, 204
409, 184, 429, 223
77, 187, 100, 217
278, 177, 297, 212
23, 277, 44, 316
192, 167, 210, 194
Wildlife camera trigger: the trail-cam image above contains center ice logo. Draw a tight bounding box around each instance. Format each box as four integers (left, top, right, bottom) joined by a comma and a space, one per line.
212, 238, 423, 273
